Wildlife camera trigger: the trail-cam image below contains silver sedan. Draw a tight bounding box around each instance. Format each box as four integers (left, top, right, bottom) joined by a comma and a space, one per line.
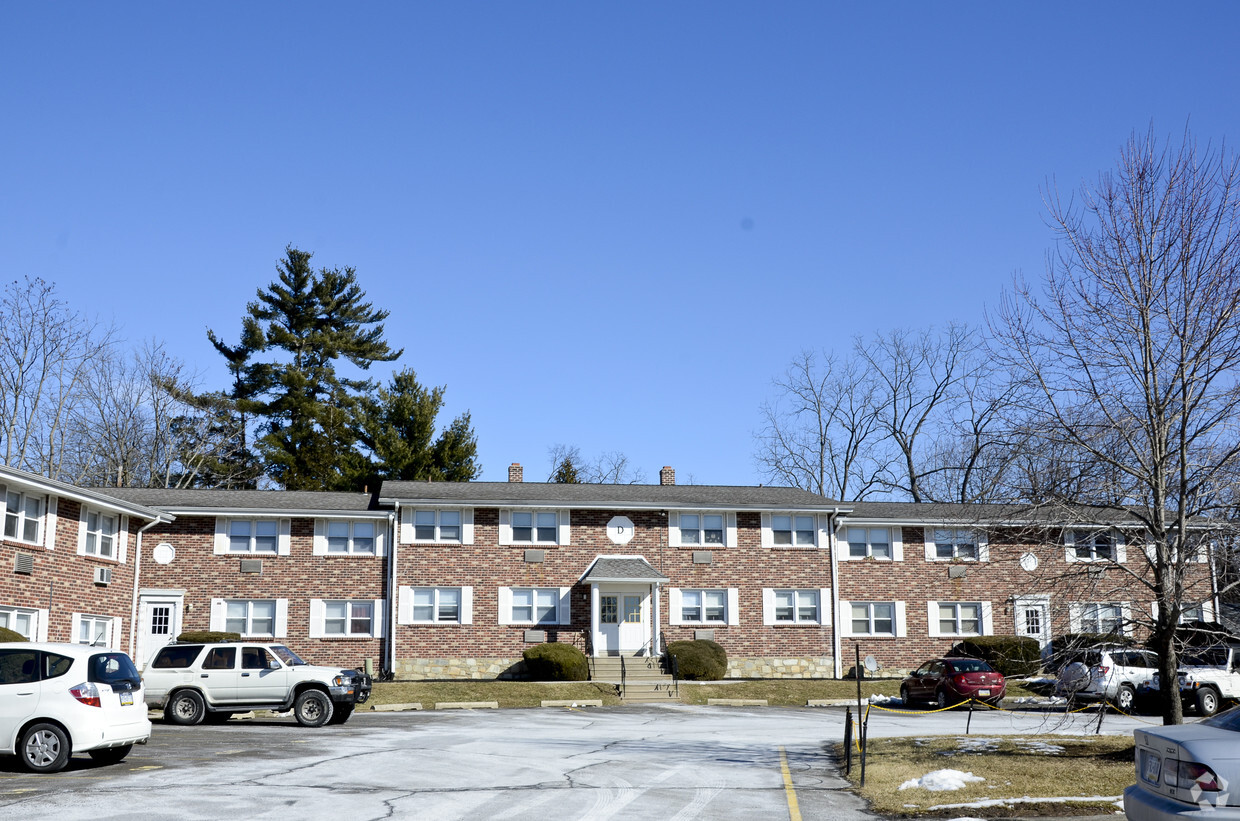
1125, 706, 1240, 819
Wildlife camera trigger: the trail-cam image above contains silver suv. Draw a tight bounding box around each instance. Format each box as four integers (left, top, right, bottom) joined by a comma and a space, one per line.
1055, 645, 1155, 711
143, 642, 371, 727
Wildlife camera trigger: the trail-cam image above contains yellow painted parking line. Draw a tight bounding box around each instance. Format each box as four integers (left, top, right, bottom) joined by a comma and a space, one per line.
778, 746, 802, 821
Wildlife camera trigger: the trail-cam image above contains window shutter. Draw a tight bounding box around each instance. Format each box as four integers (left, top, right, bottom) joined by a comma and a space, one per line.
838, 600, 852, 637
818, 589, 831, 624
817, 514, 831, 548
209, 598, 226, 631
398, 587, 413, 625
668, 511, 681, 547
309, 599, 325, 638
558, 587, 572, 625
760, 513, 773, 548
110, 616, 123, 649
274, 599, 289, 637
77, 506, 89, 556
923, 527, 936, 561
0, 484, 6, 519
894, 601, 907, 637
1067, 604, 1082, 633
460, 587, 474, 625
558, 509, 571, 545
374, 523, 387, 557
725, 513, 737, 548
1115, 531, 1127, 563
668, 589, 683, 626
1121, 602, 1133, 636
927, 601, 941, 637
462, 508, 474, 545
312, 519, 327, 555
762, 589, 775, 626
373, 599, 386, 638
890, 527, 903, 561
498, 510, 512, 545
1203, 599, 1216, 621
44, 495, 57, 550
71, 612, 82, 643
214, 518, 229, 554
497, 587, 513, 625
400, 507, 414, 544
980, 601, 994, 635
1151, 601, 1159, 619
976, 530, 989, 562
277, 519, 292, 555
119, 515, 129, 564
727, 588, 740, 626
1064, 529, 1078, 563
835, 526, 850, 559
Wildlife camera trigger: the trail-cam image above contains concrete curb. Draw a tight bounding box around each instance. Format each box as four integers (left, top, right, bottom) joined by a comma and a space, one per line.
434, 701, 499, 710
706, 698, 768, 707
541, 700, 603, 707
370, 702, 423, 712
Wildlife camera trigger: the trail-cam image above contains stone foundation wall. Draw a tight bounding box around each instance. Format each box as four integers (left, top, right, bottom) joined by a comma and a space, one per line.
394, 657, 525, 680
726, 656, 835, 679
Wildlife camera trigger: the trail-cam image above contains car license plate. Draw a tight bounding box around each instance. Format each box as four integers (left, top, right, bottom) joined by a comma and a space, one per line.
977, 689, 990, 696
1141, 750, 1161, 784
120, 691, 133, 706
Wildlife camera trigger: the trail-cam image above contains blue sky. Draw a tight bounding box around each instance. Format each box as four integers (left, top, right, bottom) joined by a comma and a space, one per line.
4, 2, 1240, 486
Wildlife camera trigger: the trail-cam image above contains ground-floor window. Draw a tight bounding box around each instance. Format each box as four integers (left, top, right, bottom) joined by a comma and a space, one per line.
0, 607, 38, 640
850, 602, 895, 636
398, 586, 474, 625
936, 602, 983, 636
1077, 602, 1125, 635
75, 614, 114, 646
227, 599, 276, 636
764, 589, 823, 624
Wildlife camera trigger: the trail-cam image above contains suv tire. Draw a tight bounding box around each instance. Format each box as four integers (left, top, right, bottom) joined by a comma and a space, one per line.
20, 723, 71, 773
166, 690, 206, 726
1116, 684, 1136, 713
88, 744, 133, 765
327, 704, 354, 725
1196, 686, 1221, 717
294, 690, 333, 727
204, 712, 234, 724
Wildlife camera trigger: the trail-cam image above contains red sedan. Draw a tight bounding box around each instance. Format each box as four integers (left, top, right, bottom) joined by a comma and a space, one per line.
900, 657, 1007, 708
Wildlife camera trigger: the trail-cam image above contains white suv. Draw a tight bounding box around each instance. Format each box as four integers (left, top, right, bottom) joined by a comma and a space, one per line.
0, 642, 152, 773
143, 642, 371, 727
1055, 645, 1156, 711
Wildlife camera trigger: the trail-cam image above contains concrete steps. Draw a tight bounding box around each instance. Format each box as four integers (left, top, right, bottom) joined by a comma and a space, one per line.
590, 656, 681, 703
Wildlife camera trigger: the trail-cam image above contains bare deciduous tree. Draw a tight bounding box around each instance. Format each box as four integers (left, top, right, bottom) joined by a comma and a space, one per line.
994, 127, 1240, 724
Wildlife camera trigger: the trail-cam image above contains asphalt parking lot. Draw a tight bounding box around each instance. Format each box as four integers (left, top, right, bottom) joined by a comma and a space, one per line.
0, 704, 1146, 820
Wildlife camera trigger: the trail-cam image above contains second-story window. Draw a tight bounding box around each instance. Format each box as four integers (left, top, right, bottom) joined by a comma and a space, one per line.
513, 511, 558, 544
328, 520, 376, 554
229, 520, 279, 553
4, 491, 43, 544
773, 515, 816, 546
414, 510, 461, 542
84, 510, 118, 558
680, 513, 724, 546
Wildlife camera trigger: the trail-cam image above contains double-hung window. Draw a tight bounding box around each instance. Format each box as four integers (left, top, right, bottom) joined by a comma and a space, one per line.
0, 607, 37, 640
4, 491, 43, 544
510, 588, 559, 625
680, 513, 724, 546
1079, 602, 1125, 635
773, 515, 816, 547
328, 520, 376, 554
229, 520, 279, 553
680, 589, 727, 623
774, 590, 819, 623
932, 529, 977, 560
414, 588, 461, 623
512, 511, 557, 544
84, 510, 118, 559
847, 527, 892, 559
850, 602, 895, 636
1071, 529, 1116, 561
414, 510, 461, 542
937, 602, 982, 635
76, 614, 113, 646
226, 600, 276, 636
325, 601, 373, 636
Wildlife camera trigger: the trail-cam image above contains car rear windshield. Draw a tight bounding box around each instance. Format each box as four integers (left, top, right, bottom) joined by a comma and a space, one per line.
1202, 706, 1240, 732
89, 652, 141, 688
152, 645, 203, 668
948, 659, 994, 673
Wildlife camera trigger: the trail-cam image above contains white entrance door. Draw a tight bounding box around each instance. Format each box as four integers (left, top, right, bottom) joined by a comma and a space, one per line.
137, 595, 182, 668
1014, 598, 1051, 649
596, 589, 651, 656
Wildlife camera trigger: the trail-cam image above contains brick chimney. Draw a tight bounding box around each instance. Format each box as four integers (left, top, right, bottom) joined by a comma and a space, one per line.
659, 465, 675, 486
508, 462, 523, 483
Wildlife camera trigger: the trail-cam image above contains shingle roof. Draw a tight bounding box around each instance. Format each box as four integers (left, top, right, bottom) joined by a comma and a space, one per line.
379, 481, 842, 511
0, 465, 169, 521
580, 557, 670, 583
102, 488, 377, 513
844, 500, 1162, 527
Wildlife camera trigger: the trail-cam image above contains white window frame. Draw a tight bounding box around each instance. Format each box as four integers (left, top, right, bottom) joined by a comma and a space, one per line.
3, 489, 44, 546
1070, 601, 1129, 635
670, 511, 734, 547
0, 606, 43, 641
498, 587, 572, 626
214, 517, 291, 556
928, 601, 993, 637
924, 527, 988, 562
212, 598, 289, 638
668, 588, 740, 626
78, 506, 127, 562
400, 507, 474, 545
499, 509, 569, 546
73, 613, 121, 648
1065, 528, 1126, 563
762, 588, 832, 626
838, 526, 903, 561
313, 518, 386, 556
839, 600, 907, 637
771, 514, 817, 547
397, 586, 474, 626
310, 598, 385, 638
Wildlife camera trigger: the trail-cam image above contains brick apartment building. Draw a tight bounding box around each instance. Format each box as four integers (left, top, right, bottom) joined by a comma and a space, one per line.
0, 462, 1218, 679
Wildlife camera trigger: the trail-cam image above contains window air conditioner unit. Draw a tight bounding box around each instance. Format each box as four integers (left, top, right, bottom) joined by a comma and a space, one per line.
93, 566, 112, 585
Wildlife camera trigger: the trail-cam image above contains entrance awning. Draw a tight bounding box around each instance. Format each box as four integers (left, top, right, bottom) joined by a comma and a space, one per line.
580, 556, 669, 584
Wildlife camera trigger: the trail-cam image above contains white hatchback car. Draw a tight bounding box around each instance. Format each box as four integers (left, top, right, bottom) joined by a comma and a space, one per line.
0, 642, 151, 773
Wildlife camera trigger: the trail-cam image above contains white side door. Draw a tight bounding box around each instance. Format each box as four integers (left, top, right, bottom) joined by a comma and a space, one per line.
618, 592, 649, 655
1014, 597, 1051, 649
137, 596, 183, 669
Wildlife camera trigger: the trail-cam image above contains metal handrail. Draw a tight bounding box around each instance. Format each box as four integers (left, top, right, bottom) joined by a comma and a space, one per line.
619, 655, 626, 699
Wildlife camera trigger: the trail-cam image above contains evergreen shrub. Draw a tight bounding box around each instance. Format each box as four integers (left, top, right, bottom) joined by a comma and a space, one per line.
667, 639, 727, 680
523, 642, 588, 681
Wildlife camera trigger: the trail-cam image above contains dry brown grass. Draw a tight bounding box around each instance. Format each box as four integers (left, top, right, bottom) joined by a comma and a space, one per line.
370, 680, 622, 708
839, 734, 1134, 817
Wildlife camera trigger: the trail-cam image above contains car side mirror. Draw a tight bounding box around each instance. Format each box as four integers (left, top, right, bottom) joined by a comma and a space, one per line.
270, 659, 281, 670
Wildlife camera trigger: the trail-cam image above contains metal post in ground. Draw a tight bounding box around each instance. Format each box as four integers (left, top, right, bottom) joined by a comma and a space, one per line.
1095, 700, 1106, 734
843, 707, 853, 775
965, 698, 974, 735
859, 708, 868, 788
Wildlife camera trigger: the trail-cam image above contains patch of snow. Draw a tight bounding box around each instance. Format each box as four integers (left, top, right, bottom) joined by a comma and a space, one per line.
868, 693, 893, 704
927, 794, 1123, 811
899, 769, 986, 791
1017, 740, 1065, 755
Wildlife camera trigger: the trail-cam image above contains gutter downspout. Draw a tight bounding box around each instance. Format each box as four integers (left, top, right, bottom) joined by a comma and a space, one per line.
387, 506, 398, 679
829, 508, 844, 680
128, 517, 165, 659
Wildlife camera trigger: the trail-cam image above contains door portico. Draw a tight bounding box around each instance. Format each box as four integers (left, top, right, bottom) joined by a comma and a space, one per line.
581, 556, 669, 657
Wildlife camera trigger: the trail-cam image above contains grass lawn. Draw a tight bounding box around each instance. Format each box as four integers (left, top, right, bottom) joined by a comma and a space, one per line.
838, 734, 1134, 817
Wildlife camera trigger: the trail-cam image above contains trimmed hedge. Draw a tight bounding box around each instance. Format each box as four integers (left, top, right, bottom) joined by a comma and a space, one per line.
950, 635, 1041, 677
667, 639, 727, 680
523, 642, 588, 681
176, 630, 242, 644
0, 627, 27, 642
